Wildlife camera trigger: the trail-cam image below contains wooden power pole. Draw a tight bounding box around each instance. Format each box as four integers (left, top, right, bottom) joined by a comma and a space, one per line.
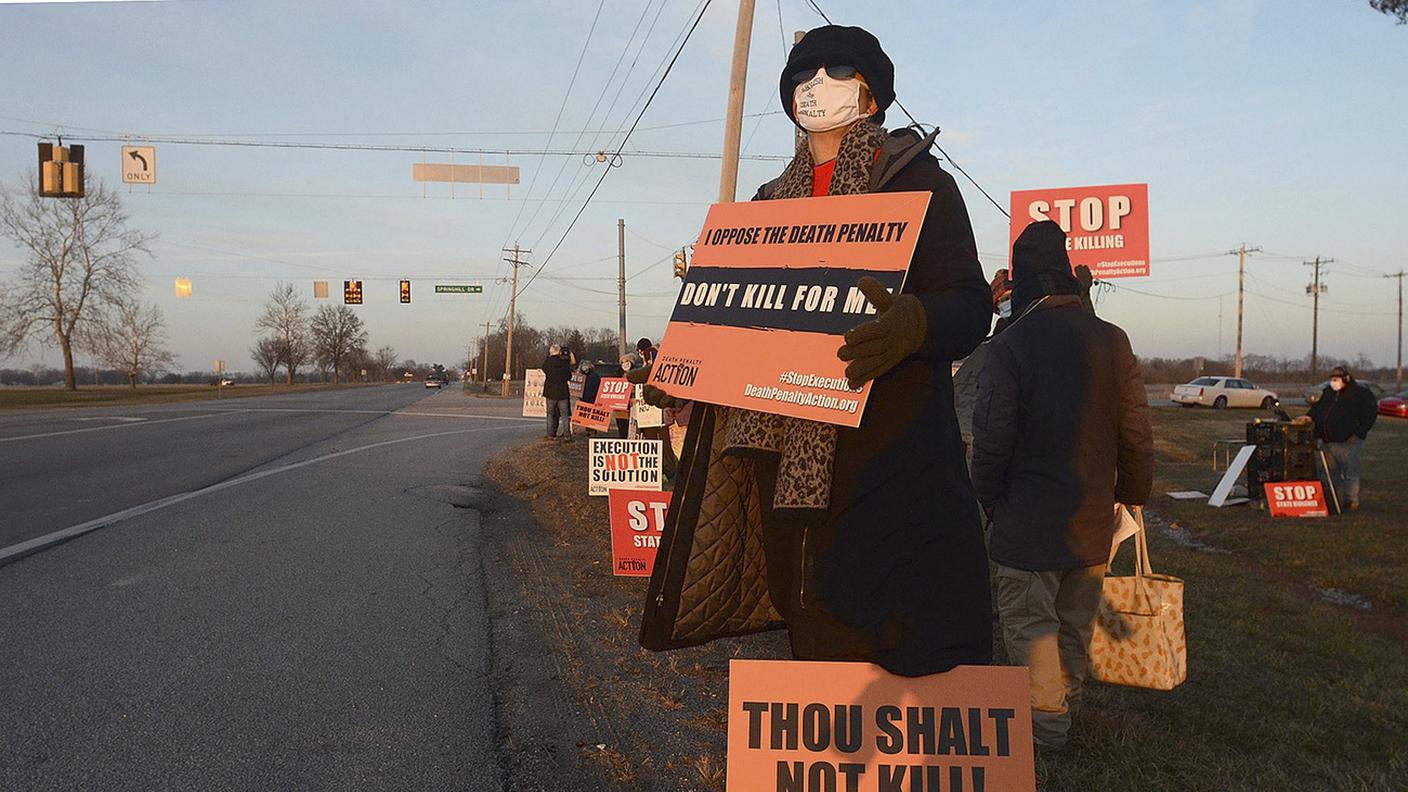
718, 0, 756, 204
1230, 243, 1261, 378
480, 321, 492, 386
1304, 256, 1333, 378
618, 218, 627, 358
501, 244, 529, 398
1390, 270, 1406, 391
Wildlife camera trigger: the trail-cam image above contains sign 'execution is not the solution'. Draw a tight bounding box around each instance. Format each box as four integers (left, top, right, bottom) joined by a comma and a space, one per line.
588, 438, 662, 497
649, 192, 930, 428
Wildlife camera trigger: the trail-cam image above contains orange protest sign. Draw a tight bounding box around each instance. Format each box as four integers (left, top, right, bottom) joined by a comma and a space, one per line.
595, 377, 633, 411
572, 401, 613, 433
650, 192, 931, 428
608, 489, 670, 576
1009, 183, 1149, 278
1264, 481, 1329, 517
727, 660, 1034, 792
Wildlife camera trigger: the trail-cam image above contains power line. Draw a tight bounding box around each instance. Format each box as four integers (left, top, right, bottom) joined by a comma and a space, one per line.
514, 0, 715, 302
799, 0, 1009, 218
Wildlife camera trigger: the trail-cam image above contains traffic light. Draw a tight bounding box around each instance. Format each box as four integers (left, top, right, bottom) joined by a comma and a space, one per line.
344, 280, 363, 305
399, 279, 411, 304
37, 142, 84, 198
673, 249, 688, 280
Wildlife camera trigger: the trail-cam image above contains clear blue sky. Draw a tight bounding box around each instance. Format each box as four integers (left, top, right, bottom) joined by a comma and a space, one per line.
2, 0, 1405, 375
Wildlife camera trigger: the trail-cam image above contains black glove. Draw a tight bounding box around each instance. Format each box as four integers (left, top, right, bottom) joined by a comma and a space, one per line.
625, 364, 689, 409
836, 276, 928, 389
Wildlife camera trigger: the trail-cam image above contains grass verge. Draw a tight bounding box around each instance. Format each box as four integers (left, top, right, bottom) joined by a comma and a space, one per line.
488, 409, 1408, 791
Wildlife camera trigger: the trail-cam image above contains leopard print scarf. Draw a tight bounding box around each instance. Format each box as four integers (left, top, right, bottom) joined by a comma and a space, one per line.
719, 120, 889, 510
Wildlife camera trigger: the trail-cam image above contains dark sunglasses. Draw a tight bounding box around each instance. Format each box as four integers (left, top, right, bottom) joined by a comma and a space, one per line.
791, 64, 858, 83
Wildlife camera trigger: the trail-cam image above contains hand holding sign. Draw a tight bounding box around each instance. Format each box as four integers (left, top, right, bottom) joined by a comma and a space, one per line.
836, 276, 928, 390
626, 364, 689, 409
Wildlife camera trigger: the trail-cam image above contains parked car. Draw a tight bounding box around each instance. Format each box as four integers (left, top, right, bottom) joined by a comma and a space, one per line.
1172, 376, 1279, 409
1304, 379, 1386, 405
1378, 390, 1408, 418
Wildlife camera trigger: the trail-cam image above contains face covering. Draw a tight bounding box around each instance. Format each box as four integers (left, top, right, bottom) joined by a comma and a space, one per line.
1330, 378, 1345, 391
998, 299, 1012, 320
793, 68, 870, 133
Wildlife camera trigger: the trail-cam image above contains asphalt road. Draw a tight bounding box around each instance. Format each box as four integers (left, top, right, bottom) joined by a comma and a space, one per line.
0, 385, 540, 790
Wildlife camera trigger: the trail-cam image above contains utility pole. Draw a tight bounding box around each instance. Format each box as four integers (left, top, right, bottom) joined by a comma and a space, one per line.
718, 0, 757, 203
1389, 270, 1405, 391
1229, 244, 1261, 378
501, 244, 529, 398
618, 218, 627, 358
480, 321, 492, 386
1304, 256, 1333, 378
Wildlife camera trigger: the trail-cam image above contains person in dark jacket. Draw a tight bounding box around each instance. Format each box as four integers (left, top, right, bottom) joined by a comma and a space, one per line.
634, 25, 994, 677
541, 344, 573, 439
1297, 365, 1377, 510
971, 220, 1154, 748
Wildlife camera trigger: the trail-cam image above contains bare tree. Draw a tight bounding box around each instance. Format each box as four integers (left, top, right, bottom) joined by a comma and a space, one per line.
1372, 0, 1407, 23
254, 282, 310, 384
309, 304, 368, 384
373, 344, 398, 382
97, 300, 175, 387
250, 336, 281, 384
0, 173, 153, 390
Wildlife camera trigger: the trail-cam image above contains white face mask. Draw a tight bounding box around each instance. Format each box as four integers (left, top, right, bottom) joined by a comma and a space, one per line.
793, 68, 870, 133
998, 299, 1012, 319
1330, 378, 1345, 392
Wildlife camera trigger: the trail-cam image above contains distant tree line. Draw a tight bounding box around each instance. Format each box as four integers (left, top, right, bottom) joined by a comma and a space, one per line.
1139, 353, 1402, 385
467, 313, 632, 382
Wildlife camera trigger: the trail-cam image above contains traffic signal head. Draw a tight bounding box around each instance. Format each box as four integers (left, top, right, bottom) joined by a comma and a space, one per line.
344, 280, 363, 304
673, 250, 687, 280
400, 279, 411, 304
37, 143, 85, 198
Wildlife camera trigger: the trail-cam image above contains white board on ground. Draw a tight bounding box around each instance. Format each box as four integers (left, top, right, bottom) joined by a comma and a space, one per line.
1209, 445, 1255, 507
522, 369, 546, 418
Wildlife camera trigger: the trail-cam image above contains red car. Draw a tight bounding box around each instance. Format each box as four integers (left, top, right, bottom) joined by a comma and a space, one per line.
1379, 390, 1408, 418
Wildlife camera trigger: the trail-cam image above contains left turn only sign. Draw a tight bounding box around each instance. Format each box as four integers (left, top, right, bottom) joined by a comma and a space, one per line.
121, 146, 156, 184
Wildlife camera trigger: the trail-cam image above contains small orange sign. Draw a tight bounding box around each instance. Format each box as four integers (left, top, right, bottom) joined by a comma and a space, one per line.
650, 192, 931, 428
572, 401, 613, 432
1009, 183, 1150, 278
608, 489, 670, 576
1264, 481, 1329, 517
727, 660, 1035, 791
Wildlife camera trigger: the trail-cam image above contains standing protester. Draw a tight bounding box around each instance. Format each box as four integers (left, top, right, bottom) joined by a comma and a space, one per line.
971, 220, 1154, 749
1297, 365, 1377, 511
636, 25, 994, 676
541, 344, 573, 440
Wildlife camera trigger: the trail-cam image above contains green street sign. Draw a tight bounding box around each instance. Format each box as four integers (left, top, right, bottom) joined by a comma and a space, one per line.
434, 284, 483, 294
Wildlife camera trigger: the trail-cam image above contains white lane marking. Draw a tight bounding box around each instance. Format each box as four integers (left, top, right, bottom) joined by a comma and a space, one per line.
68, 416, 148, 423
204, 407, 538, 422
0, 410, 248, 444
0, 422, 535, 565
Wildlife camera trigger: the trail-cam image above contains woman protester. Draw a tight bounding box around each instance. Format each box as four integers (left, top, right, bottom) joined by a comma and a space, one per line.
1296, 365, 1378, 511
632, 25, 993, 676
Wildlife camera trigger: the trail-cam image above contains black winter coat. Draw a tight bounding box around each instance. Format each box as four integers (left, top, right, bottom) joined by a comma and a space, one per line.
972, 296, 1154, 571
640, 128, 995, 676
542, 354, 572, 401
1307, 384, 1378, 442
